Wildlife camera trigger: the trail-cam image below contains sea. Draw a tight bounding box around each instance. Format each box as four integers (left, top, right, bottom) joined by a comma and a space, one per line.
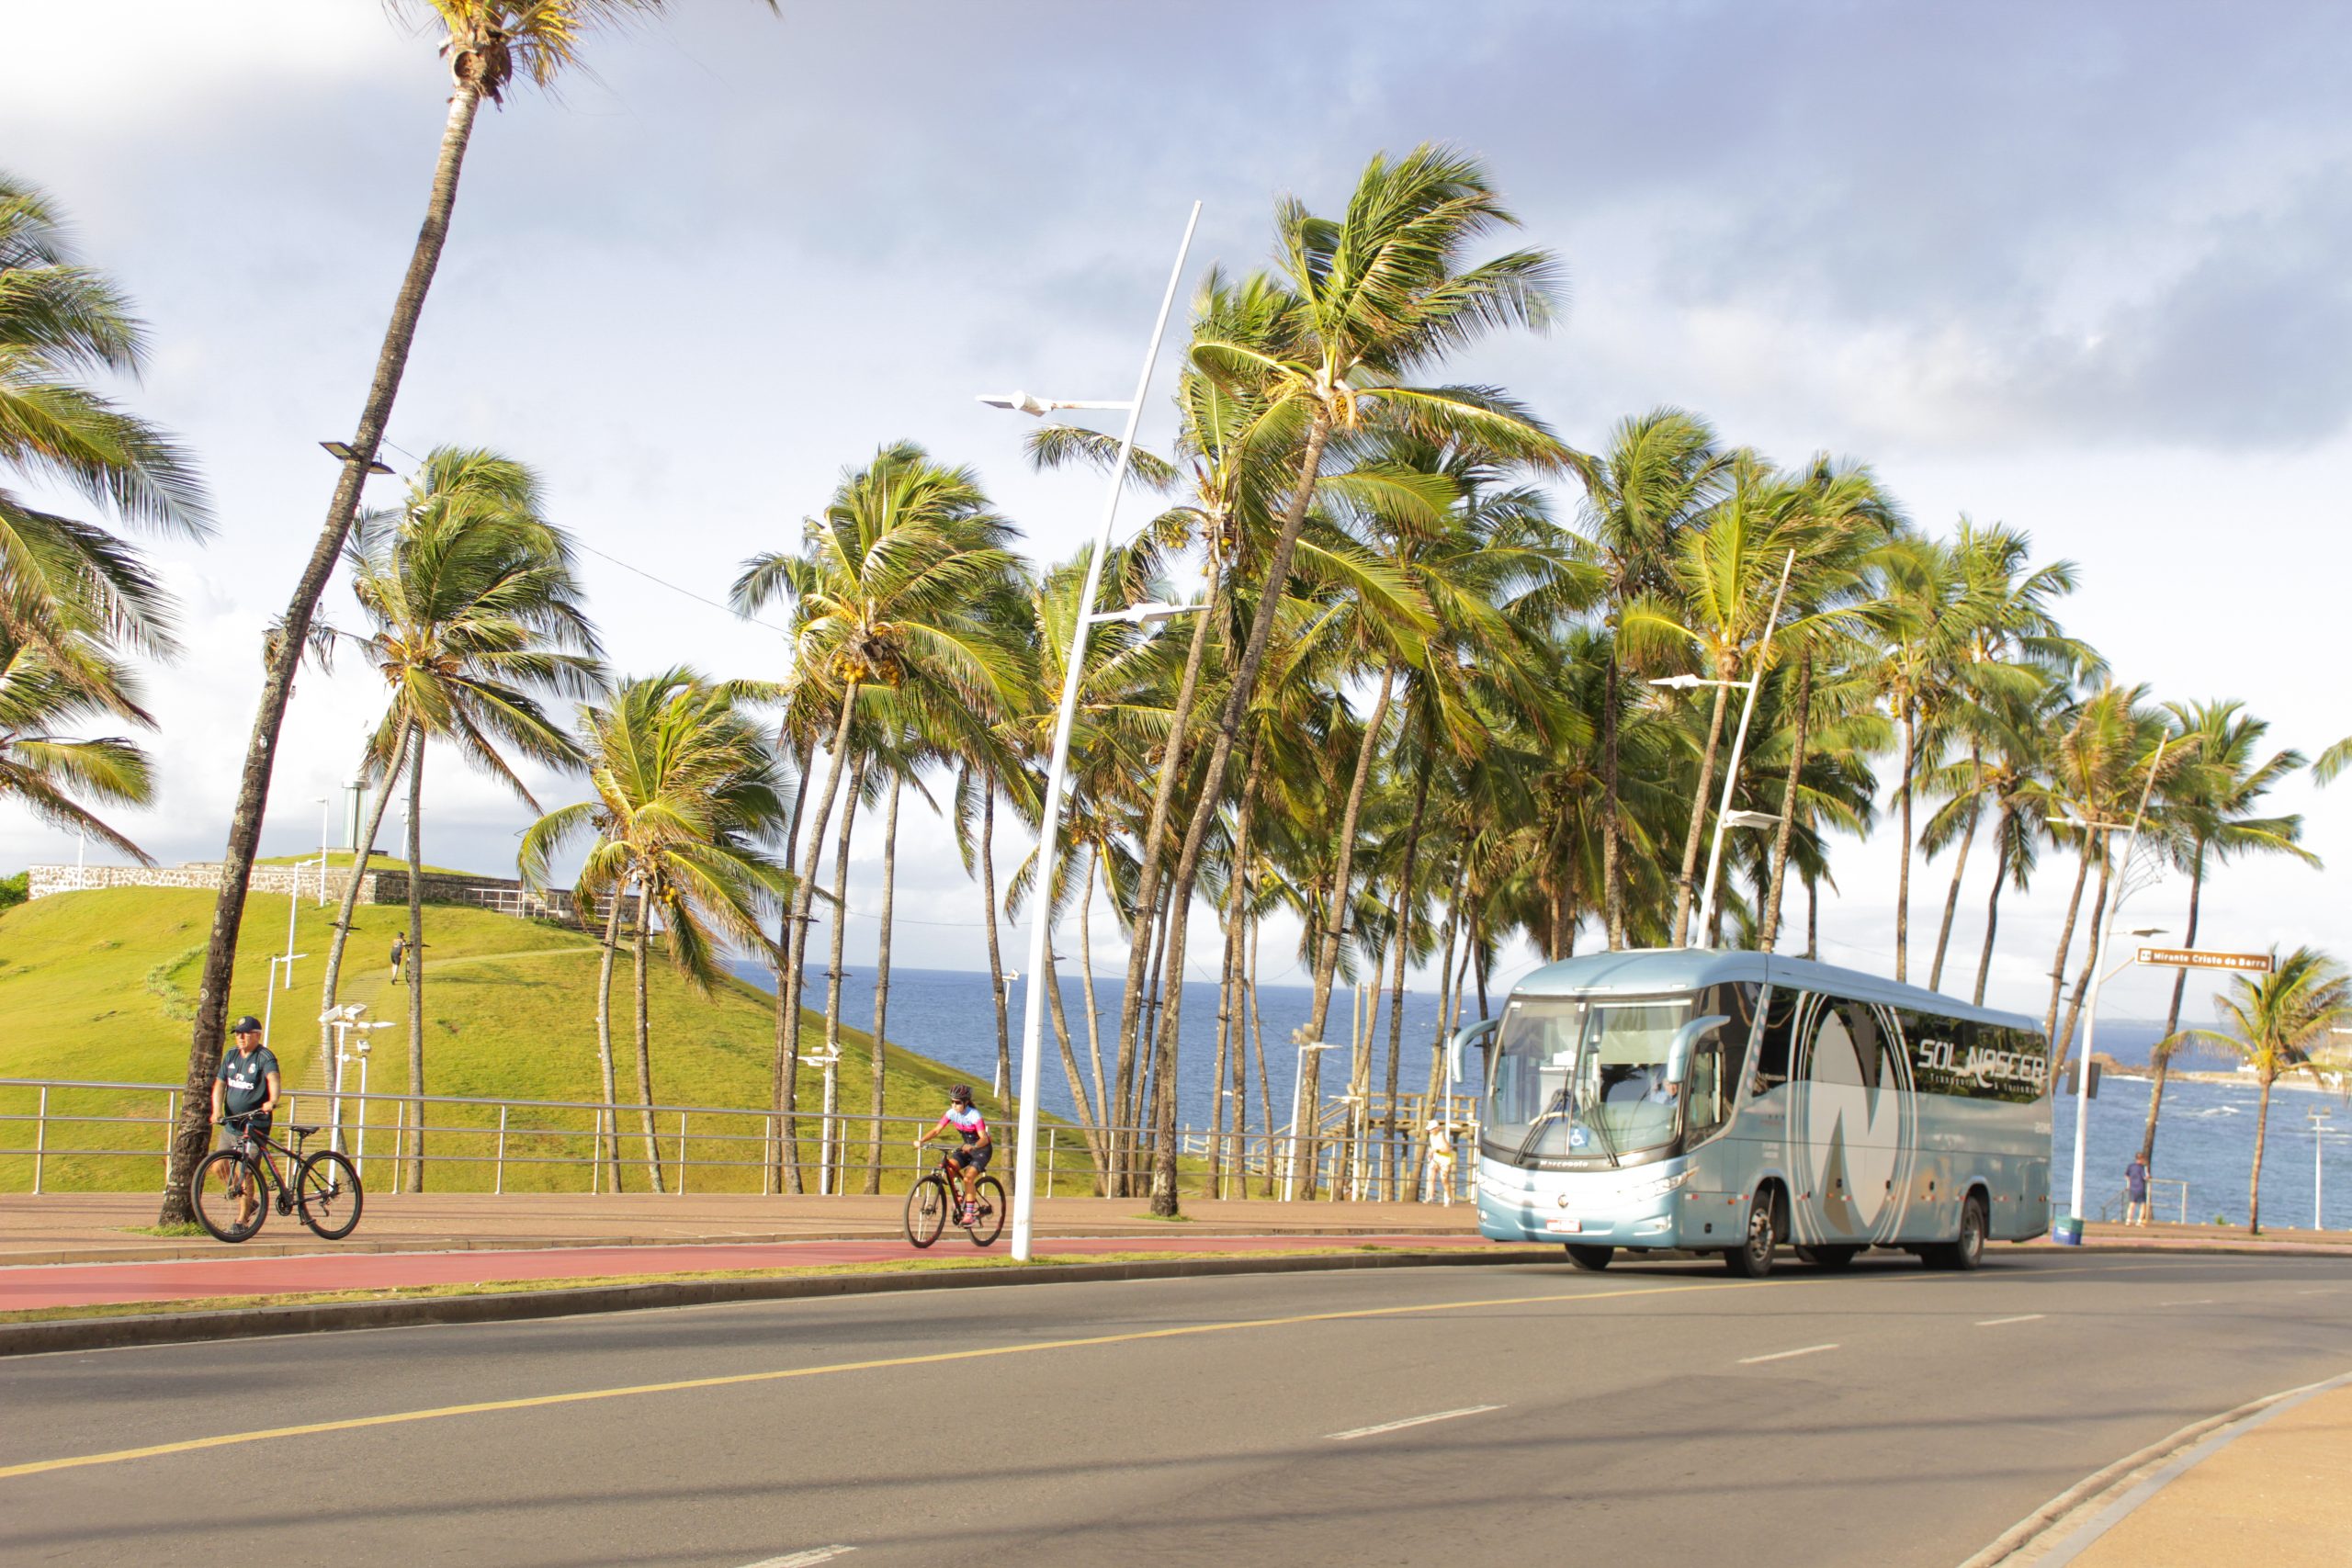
728, 963, 2352, 1230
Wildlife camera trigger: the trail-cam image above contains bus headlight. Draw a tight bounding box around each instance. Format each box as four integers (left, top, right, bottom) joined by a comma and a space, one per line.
1615, 1168, 1695, 1204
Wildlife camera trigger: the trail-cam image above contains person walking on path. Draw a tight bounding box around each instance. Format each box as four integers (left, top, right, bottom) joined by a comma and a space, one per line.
209, 1016, 279, 1231
2125, 1155, 2151, 1226
390, 931, 407, 984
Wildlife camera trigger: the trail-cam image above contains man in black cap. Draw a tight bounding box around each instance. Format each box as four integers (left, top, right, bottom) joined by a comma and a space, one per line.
211, 1016, 279, 1229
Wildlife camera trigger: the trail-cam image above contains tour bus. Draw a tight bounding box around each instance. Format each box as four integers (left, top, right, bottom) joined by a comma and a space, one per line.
1452, 948, 2051, 1275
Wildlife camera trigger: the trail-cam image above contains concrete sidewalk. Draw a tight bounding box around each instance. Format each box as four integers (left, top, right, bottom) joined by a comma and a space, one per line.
0, 1190, 1484, 1267
2010, 1376, 2352, 1566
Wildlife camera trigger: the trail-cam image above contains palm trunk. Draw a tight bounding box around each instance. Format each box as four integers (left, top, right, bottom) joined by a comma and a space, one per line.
1419, 856, 1468, 1198
1927, 764, 1982, 992
2053, 854, 2112, 1063
1804, 872, 1818, 960
2138, 841, 2205, 1170
2042, 844, 2098, 1046
1671, 668, 1734, 945
2249, 1072, 2273, 1234
1973, 803, 2013, 1007
632, 882, 663, 1193
863, 772, 901, 1195
1147, 414, 1333, 1215
978, 776, 1012, 1100
164, 79, 490, 1224
1761, 653, 1813, 949
317, 728, 411, 1091
766, 730, 815, 1194
1894, 699, 1917, 982
1298, 662, 1398, 1157
1078, 846, 1110, 1168
401, 726, 426, 1194
1209, 901, 1236, 1198
1601, 643, 1626, 949
592, 887, 627, 1192
1105, 577, 1220, 1192
1042, 936, 1108, 1174
775, 681, 860, 1193
819, 761, 865, 1194
1249, 908, 1273, 1197
1384, 744, 1432, 1196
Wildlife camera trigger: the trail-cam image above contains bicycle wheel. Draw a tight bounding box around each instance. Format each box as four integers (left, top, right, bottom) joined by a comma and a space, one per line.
295, 1150, 365, 1240
966, 1176, 1006, 1247
191, 1148, 268, 1244
905, 1175, 948, 1248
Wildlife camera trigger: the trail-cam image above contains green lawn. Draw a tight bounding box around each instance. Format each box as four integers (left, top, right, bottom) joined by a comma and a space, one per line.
0, 886, 1046, 1197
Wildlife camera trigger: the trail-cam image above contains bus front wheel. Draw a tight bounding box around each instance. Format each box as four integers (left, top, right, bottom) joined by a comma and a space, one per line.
1565, 1244, 1613, 1271
1724, 1190, 1779, 1278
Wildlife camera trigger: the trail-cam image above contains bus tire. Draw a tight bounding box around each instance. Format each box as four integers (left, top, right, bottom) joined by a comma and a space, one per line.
1565, 1244, 1614, 1271
1925, 1192, 1988, 1271
1724, 1189, 1780, 1278
1795, 1245, 1858, 1270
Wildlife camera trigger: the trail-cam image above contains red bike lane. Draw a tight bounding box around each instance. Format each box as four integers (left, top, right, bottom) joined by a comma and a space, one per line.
0, 1233, 1500, 1313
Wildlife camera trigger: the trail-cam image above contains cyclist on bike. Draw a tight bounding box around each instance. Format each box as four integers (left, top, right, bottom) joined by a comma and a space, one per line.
210, 1015, 279, 1229
913, 1084, 990, 1224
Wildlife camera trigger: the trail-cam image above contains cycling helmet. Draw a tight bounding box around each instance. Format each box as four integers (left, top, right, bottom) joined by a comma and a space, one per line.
232, 1015, 264, 1035
949, 1084, 974, 1105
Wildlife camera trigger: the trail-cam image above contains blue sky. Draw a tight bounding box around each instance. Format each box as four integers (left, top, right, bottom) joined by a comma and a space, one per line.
5, 1, 2345, 1021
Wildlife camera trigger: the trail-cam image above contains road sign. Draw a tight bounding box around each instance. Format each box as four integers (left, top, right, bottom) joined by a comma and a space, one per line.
2136, 946, 2272, 974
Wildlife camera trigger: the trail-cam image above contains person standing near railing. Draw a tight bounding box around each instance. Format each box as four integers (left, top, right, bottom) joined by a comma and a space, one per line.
209, 1016, 278, 1230
2124, 1155, 2151, 1227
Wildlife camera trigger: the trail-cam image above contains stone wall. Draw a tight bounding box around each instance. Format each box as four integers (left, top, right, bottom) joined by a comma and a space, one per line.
22, 861, 571, 919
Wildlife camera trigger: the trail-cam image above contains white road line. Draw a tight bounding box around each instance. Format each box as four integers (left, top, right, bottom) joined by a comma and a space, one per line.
1976, 1314, 2046, 1326
738, 1549, 854, 1567
1737, 1343, 1839, 1365
1327, 1404, 1504, 1441
2159, 1299, 2217, 1307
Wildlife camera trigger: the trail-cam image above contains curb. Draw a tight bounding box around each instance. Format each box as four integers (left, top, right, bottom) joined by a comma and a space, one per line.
0, 1246, 1565, 1358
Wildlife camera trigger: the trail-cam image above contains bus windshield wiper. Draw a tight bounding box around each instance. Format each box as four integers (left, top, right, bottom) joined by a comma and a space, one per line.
1585, 1103, 1622, 1168
1514, 1089, 1573, 1163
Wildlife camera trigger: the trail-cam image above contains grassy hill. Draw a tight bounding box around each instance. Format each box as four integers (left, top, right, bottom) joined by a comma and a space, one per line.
0, 885, 1034, 1197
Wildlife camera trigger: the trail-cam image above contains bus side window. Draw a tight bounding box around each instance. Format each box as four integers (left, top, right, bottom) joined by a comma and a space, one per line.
1749, 986, 1799, 1093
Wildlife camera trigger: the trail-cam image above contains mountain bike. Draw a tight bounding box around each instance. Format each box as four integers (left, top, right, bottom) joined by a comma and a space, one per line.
190, 1111, 365, 1245
904, 1148, 1004, 1248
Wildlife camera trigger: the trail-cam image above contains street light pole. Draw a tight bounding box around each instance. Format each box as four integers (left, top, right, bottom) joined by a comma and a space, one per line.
2313, 1107, 2333, 1231
1283, 1041, 1337, 1202
995, 202, 1201, 1261
2061, 738, 2174, 1242
1693, 550, 1794, 945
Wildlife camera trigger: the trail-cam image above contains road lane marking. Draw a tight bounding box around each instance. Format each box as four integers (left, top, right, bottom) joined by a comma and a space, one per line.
0, 1276, 1781, 1481
1738, 1343, 1839, 1364
1327, 1404, 1503, 1441
1976, 1314, 2046, 1326
740, 1550, 854, 1567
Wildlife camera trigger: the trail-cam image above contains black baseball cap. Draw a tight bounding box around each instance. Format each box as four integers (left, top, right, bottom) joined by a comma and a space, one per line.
232, 1016, 263, 1035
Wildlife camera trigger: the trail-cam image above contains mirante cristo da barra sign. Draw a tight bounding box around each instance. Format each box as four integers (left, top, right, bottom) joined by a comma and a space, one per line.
2136, 946, 2273, 974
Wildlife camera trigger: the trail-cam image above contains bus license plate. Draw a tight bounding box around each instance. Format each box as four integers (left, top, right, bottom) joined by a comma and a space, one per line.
1544, 1216, 1582, 1233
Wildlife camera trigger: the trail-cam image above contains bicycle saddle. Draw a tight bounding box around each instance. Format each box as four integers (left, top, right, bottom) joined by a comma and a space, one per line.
289, 1123, 321, 1136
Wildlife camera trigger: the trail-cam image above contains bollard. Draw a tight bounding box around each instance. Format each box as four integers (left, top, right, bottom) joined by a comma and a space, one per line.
161, 1089, 176, 1193
494, 1104, 508, 1196
677, 1111, 687, 1195
31, 1084, 48, 1196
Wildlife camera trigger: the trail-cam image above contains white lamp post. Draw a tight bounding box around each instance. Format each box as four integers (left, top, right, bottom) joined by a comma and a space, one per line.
1655, 550, 1794, 947
2312, 1107, 2334, 1231
2055, 735, 2174, 1244
981, 202, 1202, 1260
1283, 1041, 1338, 1202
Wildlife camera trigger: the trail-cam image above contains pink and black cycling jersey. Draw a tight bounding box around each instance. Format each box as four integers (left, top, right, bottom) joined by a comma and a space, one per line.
936, 1105, 988, 1145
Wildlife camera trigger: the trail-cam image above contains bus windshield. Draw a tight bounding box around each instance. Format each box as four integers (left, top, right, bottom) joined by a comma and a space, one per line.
1485, 994, 1695, 1163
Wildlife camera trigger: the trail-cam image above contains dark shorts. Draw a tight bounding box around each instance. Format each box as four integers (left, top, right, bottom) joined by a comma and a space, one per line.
948, 1143, 991, 1172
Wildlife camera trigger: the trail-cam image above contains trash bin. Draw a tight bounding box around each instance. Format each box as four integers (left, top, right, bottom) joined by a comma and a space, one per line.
2052, 1215, 2084, 1247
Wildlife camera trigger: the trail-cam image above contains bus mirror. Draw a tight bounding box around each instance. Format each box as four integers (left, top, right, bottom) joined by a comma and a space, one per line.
1447, 1016, 1501, 1087
1665, 1014, 1730, 1089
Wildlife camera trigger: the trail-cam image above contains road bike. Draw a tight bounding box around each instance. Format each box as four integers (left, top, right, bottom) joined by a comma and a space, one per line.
904, 1147, 1004, 1248
191, 1111, 366, 1245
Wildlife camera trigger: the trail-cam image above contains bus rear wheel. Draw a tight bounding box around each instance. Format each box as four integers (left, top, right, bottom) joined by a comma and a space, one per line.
1565, 1244, 1613, 1271
1724, 1191, 1779, 1278
1925, 1193, 1988, 1271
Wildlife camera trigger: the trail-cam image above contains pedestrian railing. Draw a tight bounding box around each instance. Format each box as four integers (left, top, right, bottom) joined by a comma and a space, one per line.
0, 1077, 1479, 1204
2096, 1176, 2189, 1224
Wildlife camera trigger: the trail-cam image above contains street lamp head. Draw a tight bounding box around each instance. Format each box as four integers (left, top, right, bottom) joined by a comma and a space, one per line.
320, 439, 396, 477
1650, 673, 1707, 690
1087, 599, 1204, 627
2128, 927, 2166, 938
978, 390, 1053, 418
1723, 809, 1782, 830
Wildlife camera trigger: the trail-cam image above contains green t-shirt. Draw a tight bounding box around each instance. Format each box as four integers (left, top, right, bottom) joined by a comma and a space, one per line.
217, 1044, 278, 1117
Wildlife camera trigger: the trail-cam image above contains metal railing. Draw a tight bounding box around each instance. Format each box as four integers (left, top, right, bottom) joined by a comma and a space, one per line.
0, 1077, 1479, 1203
2097, 1176, 2189, 1225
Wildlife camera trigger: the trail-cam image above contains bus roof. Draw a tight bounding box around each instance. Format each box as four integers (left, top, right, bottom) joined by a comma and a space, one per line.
1507, 947, 2042, 1039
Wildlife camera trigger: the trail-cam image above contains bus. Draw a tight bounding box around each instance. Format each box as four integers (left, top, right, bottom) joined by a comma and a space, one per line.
1452, 948, 2051, 1275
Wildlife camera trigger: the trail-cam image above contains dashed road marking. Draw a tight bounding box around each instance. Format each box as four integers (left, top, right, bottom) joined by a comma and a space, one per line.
740, 1551, 854, 1568
1739, 1343, 1839, 1364
1976, 1314, 2046, 1326
1328, 1404, 1503, 1441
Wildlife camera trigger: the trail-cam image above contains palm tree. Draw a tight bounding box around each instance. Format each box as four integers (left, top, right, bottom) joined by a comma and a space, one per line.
0, 173, 207, 670
167, 0, 773, 1225
2135, 702, 2314, 1176
332, 448, 601, 1191
522, 671, 788, 1191
1145, 143, 1564, 1214
2190, 947, 2352, 1235
0, 623, 157, 859
1566, 410, 1726, 948
732, 441, 1025, 1192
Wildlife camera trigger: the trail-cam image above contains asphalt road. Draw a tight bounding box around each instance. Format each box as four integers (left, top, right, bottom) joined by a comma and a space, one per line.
5, 1250, 2350, 1567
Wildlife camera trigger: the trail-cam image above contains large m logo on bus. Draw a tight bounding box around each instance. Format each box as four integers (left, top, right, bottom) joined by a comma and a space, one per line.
1792, 998, 1917, 1245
